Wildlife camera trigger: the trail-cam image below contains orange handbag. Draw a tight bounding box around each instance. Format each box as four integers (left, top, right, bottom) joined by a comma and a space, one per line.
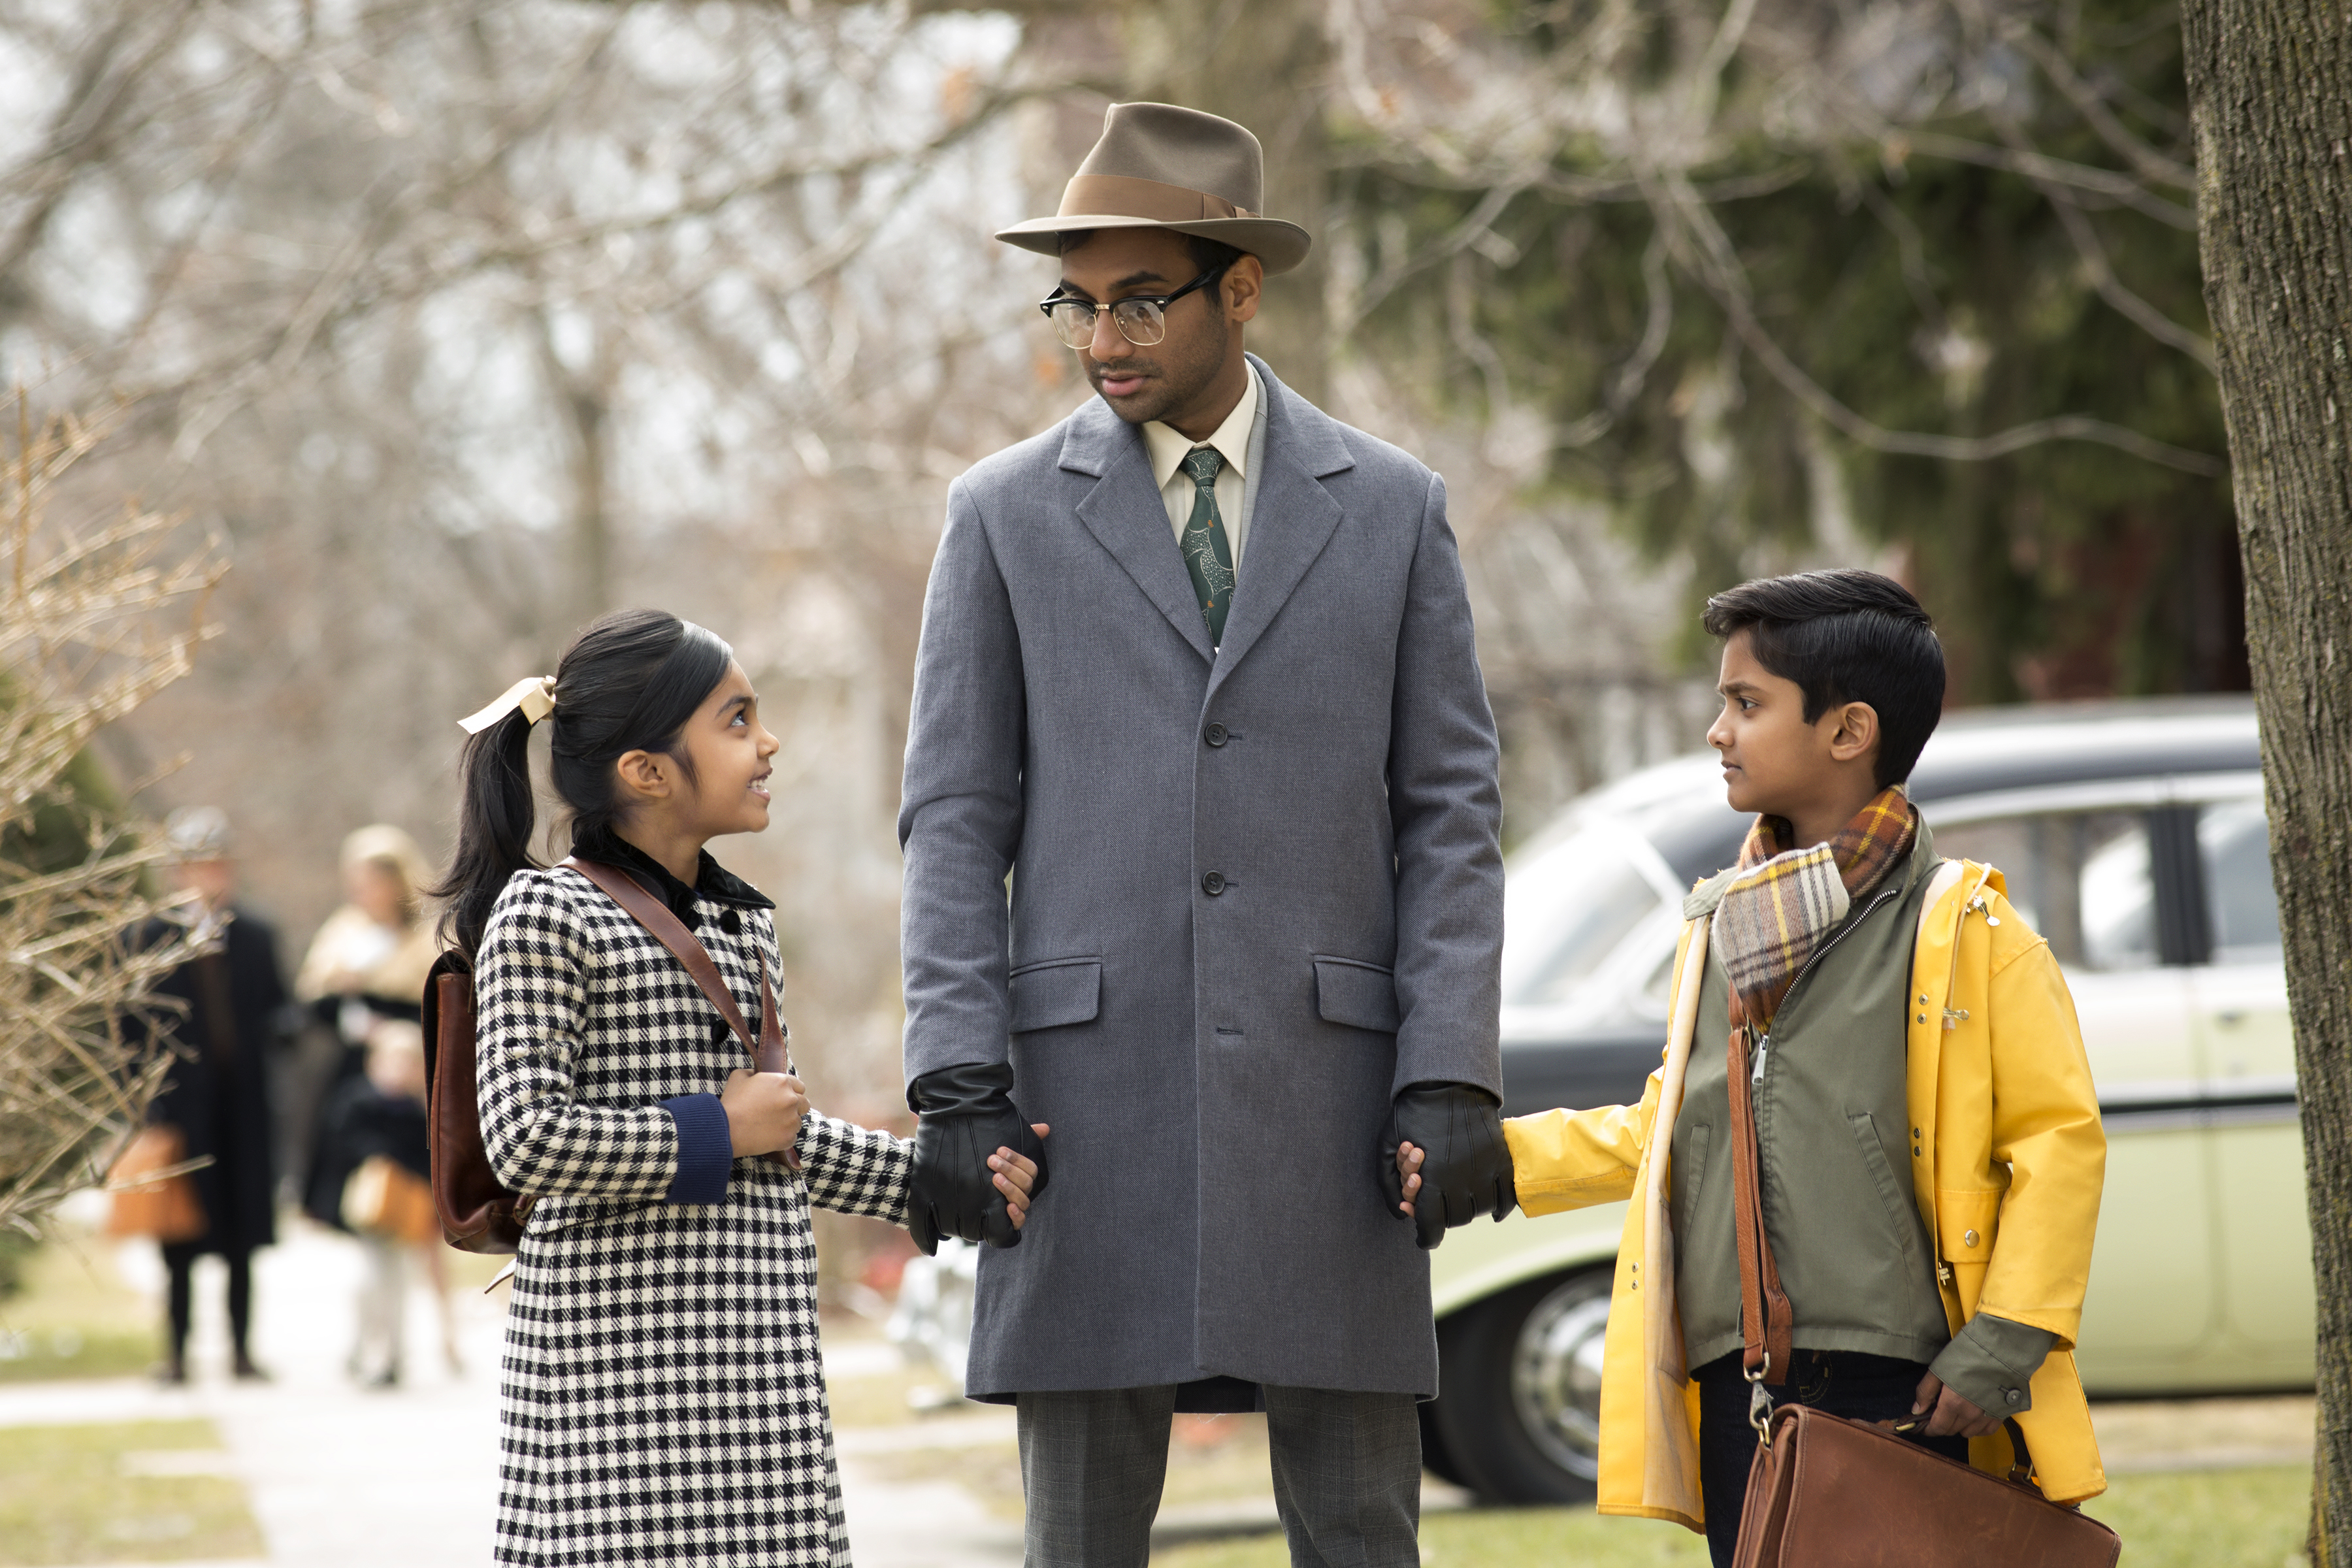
342, 1154, 442, 1246
103, 1124, 208, 1242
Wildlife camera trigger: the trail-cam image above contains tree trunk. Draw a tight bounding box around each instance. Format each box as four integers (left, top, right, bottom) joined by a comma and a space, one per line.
533, 306, 613, 623
1113, 0, 1331, 405
2179, 1, 2352, 1558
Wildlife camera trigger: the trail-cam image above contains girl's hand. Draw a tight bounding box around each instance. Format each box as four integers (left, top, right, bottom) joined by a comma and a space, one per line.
722, 1069, 809, 1159
1394, 1141, 1426, 1217
988, 1124, 1051, 1230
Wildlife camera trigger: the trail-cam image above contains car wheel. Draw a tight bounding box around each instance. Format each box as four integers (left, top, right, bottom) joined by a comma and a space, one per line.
1428, 1268, 1610, 1503
1416, 1399, 1469, 1488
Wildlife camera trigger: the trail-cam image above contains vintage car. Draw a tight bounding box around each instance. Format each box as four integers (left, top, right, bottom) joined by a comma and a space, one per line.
1425, 695, 2307, 1501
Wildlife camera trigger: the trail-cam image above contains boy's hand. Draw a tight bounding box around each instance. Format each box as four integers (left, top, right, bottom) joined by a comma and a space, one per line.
987, 1125, 1051, 1230
722, 1068, 809, 1158
1380, 1083, 1514, 1248
1911, 1371, 2002, 1439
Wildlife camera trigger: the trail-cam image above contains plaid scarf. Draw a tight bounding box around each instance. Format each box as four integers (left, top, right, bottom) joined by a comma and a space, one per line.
1713, 786, 1919, 1031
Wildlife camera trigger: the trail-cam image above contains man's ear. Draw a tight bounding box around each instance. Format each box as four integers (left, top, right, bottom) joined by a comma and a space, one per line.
613, 749, 674, 806
1223, 255, 1264, 326
1825, 702, 1880, 767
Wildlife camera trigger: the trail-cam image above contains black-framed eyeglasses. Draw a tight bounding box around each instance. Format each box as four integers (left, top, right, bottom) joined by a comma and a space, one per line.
1038, 263, 1230, 350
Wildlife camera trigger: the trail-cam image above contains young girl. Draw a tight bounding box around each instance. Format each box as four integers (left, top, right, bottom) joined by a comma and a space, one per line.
439, 609, 1043, 1566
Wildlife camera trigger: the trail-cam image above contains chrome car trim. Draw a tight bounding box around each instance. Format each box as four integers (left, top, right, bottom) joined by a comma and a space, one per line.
2099, 1075, 2299, 1131
1918, 770, 2262, 828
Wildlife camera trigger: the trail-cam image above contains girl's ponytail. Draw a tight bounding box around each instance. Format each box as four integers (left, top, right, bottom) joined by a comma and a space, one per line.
433, 608, 734, 962
437, 706, 539, 962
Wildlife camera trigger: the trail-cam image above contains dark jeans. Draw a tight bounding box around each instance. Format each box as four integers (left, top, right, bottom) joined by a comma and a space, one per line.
161, 1241, 252, 1364
1695, 1349, 1968, 1567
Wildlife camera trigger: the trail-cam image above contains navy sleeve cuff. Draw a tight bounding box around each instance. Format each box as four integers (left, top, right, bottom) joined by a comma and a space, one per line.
661, 1094, 732, 1205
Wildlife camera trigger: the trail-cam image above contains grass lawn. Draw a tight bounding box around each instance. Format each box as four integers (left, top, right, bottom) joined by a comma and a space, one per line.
0, 1234, 156, 1384
1153, 1465, 2311, 1567
2085, 1465, 2309, 1567
0, 1420, 265, 1566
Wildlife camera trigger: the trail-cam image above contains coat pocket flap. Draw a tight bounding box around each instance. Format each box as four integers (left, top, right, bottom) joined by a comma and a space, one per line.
1009, 958, 1102, 1033
1936, 1188, 2004, 1261
1315, 957, 1401, 1034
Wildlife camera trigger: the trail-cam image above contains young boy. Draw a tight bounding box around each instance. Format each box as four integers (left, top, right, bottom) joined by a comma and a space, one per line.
1398, 570, 2106, 1563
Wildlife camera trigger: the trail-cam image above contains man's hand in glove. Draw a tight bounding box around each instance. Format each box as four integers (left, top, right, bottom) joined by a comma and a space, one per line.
906, 1061, 1051, 1255
1380, 1082, 1514, 1249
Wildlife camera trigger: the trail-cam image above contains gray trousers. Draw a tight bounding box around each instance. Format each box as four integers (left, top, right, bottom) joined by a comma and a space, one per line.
1015, 1385, 1420, 1568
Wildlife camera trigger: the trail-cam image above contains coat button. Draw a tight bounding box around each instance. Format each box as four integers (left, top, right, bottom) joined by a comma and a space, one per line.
1964, 1229, 1980, 1247
2005, 1389, 2022, 1405
1201, 872, 1226, 895
719, 909, 742, 934
1204, 722, 1228, 747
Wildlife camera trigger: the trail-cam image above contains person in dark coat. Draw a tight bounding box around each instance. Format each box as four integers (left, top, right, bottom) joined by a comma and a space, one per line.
142, 806, 292, 1383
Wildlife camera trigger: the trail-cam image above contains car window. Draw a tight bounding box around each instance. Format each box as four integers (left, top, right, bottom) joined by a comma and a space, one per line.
1503, 831, 1668, 1009
1929, 811, 2157, 972
2199, 797, 2281, 964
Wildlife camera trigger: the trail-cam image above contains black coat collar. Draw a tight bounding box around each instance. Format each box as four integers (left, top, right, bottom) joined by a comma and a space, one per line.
569, 821, 774, 930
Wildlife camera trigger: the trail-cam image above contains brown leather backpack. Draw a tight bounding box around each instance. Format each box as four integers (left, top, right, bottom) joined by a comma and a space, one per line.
422, 857, 792, 1255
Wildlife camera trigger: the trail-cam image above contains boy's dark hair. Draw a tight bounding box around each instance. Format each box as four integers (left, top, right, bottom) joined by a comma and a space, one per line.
1703, 570, 1946, 788
433, 609, 733, 960
1055, 229, 1247, 277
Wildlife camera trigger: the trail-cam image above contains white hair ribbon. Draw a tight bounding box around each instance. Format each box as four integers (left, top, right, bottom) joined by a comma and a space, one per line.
457, 675, 557, 735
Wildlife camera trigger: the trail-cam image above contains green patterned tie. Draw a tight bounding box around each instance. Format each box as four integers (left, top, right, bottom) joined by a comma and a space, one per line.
1179, 448, 1235, 645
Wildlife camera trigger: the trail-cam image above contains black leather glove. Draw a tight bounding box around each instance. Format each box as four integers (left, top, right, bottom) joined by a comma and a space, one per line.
906, 1061, 1049, 1256
1379, 1081, 1514, 1250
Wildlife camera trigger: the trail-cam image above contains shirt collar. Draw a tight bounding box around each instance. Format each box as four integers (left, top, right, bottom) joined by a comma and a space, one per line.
568, 820, 775, 930
1142, 361, 1259, 493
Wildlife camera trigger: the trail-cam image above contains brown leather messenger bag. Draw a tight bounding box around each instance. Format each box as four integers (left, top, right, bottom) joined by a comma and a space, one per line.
1722, 990, 2120, 1567
423, 856, 795, 1256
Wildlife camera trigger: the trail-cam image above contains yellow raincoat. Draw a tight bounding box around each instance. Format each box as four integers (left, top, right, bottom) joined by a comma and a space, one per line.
1501, 860, 2108, 1531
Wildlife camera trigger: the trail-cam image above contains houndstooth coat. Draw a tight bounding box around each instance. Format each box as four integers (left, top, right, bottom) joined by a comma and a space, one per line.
476, 862, 911, 1567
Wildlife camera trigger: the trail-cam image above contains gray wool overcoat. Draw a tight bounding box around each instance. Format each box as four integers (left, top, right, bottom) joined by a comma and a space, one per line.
898, 355, 1504, 1400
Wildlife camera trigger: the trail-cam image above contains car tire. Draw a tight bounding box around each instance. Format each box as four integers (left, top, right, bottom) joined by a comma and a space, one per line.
1416, 1399, 1470, 1489
1428, 1267, 1610, 1504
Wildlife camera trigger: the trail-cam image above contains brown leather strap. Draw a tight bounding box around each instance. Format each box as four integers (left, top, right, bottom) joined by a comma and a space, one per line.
1725, 990, 1794, 1382
564, 857, 798, 1168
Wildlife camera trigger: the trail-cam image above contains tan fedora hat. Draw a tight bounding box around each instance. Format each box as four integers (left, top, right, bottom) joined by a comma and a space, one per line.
996, 102, 1313, 276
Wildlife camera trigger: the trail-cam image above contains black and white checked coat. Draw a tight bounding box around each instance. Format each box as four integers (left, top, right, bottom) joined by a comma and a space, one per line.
476, 862, 910, 1567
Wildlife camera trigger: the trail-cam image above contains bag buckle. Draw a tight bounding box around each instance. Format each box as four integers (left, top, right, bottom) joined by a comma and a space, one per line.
1746, 1360, 1774, 1443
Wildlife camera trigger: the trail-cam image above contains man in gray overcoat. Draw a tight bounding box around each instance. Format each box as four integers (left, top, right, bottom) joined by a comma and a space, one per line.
897, 103, 1514, 1568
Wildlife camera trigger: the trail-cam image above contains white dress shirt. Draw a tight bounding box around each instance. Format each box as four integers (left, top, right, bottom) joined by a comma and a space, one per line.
1142, 362, 1261, 572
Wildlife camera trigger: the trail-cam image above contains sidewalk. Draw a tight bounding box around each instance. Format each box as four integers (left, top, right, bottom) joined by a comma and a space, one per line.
0, 1222, 1018, 1567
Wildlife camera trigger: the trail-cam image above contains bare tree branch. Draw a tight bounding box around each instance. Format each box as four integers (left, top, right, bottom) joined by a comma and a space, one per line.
2007, 23, 2197, 192
1659, 175, 2225, 474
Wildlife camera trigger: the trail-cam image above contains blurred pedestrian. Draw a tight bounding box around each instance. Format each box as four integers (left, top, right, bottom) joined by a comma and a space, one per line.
318, 1017, 457, 1386
139, 806, 293, 1384
295, 825, 438, 1229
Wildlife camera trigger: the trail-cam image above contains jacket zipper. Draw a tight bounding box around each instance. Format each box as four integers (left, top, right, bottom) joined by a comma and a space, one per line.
1750, 885, 1904, 1086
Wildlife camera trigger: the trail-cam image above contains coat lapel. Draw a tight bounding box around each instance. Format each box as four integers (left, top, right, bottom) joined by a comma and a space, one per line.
1207, 357, 1354, 695
1062, 397, 1215, 664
